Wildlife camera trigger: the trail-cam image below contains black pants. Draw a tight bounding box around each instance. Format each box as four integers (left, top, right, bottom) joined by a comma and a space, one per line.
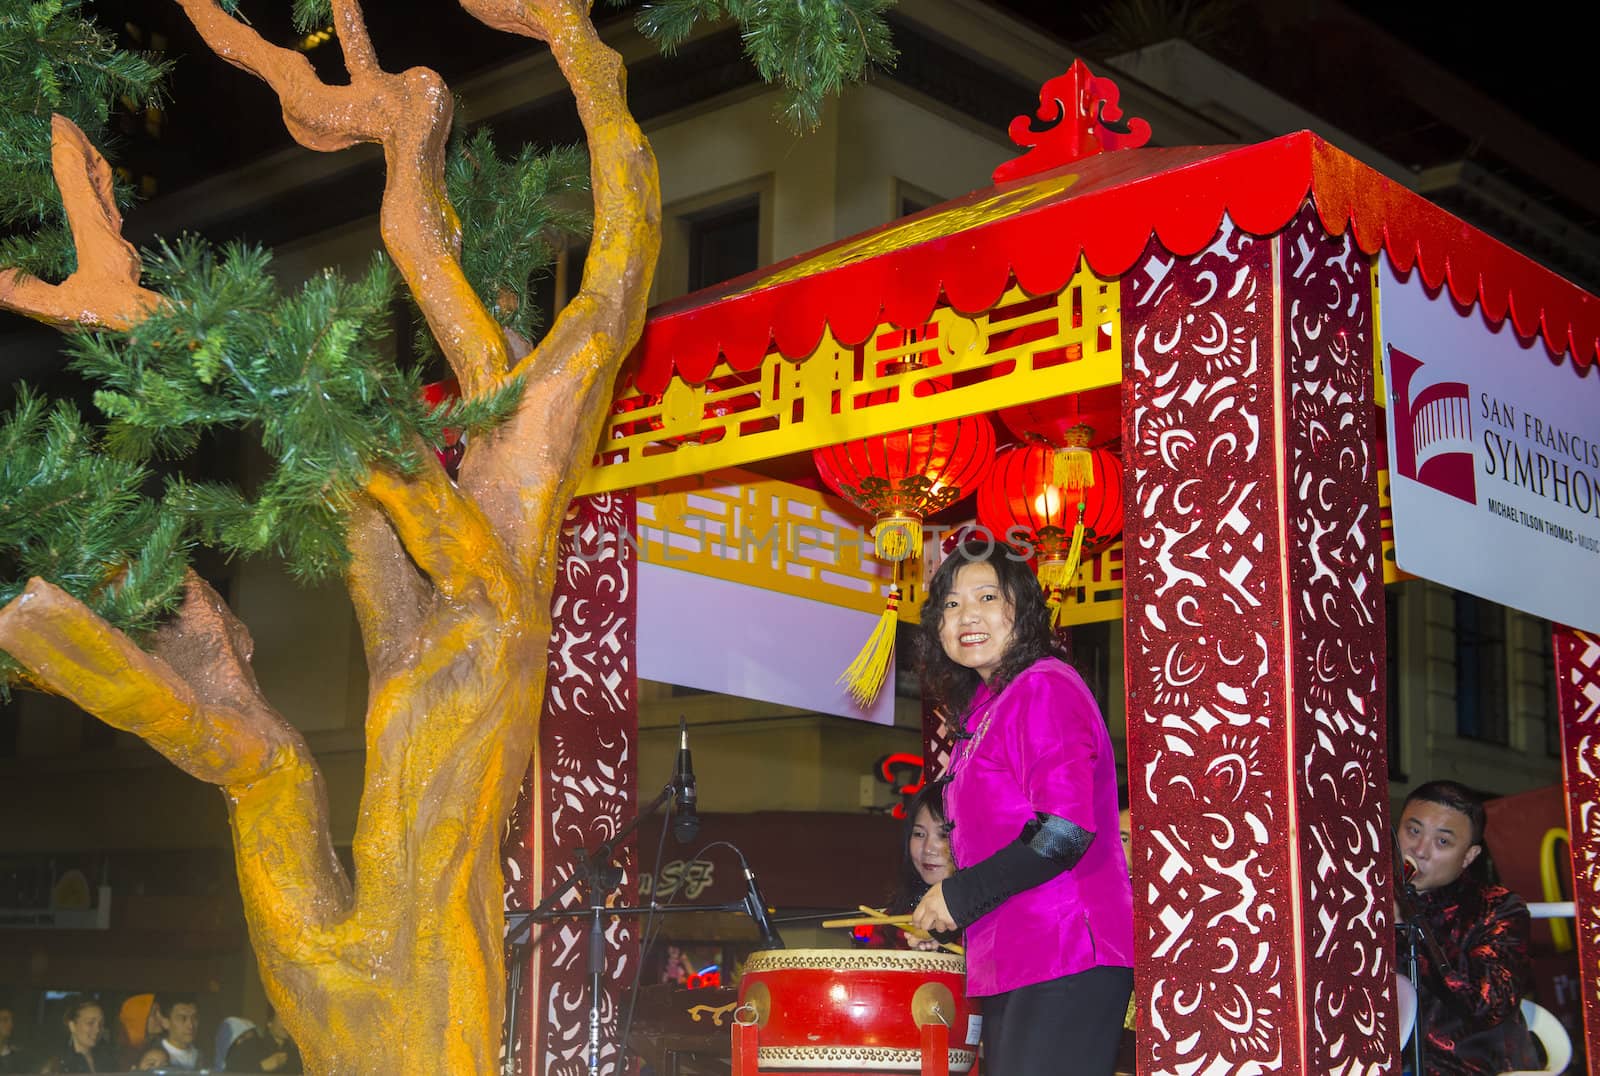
979, 965, 1133, 1076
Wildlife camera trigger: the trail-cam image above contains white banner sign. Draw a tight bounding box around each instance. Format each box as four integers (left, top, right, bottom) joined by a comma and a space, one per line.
1379, 256, 1600, 631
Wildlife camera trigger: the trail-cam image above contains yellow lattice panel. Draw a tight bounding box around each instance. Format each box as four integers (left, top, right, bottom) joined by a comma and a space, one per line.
636, 468, 888, 614
581, 269, 1122, 494
1055, 540, 1124, 626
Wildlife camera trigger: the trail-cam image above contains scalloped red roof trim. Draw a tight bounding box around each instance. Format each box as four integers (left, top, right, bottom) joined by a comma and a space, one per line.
628, 131, 1598, 394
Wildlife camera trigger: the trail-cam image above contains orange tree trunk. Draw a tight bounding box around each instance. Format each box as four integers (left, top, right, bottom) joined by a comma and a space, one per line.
0, 0, 659, 1071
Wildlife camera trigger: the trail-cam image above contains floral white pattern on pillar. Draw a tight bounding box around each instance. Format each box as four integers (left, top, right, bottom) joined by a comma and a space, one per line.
1124, 218, 1295, 1073
1280, 207, 1391, 1074
503, 492, 638, 1075
1122, 209, 1391, 1074
1554, 624, 1600, 1072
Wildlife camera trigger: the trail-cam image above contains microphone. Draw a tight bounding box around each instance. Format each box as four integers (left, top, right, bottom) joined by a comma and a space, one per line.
672, 716, 699, 845
742, 863, 784, 950
1401, 855, 1419, 890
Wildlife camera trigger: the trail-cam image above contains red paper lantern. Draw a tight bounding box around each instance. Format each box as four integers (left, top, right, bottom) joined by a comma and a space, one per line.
813, 411, 997, 562
812, 390, 996, 704
998, 384, 1120, 488
976, 439, 1123, 596
997, 384, 1121, 446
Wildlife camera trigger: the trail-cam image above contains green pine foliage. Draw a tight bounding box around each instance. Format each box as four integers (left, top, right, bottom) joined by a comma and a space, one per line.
288, 0, 333, 34
629, 0, 898, 130
410, 128, 590, 359
0, 0, 168, 280
0, 388, 190, 692
66, 238, 524, 584
2, 0, 902, 690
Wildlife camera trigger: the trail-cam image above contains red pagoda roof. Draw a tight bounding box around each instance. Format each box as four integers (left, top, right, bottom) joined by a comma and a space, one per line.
628, 131, 1599, 394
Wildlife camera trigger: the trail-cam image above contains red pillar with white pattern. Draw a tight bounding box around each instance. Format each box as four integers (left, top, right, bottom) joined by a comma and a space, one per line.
1121, 208, 1395, 1073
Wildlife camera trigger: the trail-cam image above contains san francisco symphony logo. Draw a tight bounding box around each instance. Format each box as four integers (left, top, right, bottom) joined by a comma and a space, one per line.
1387, 345, 1477, 505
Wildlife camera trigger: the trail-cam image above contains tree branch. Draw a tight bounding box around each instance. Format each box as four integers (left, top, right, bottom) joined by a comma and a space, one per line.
0, 573, 352, 936
331, 0, 381, 77
363, 455, 523, 620
0, 115, 163, 330
348, 455, 536, 920
345, 496, 433, 681
174, 0, 510, 397
456, 0, 660, 559
461, 0, 661, 387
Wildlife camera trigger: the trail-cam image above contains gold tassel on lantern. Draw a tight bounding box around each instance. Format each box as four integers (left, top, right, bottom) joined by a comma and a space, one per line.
1045, 513, 1087, 628
874, 515, 922, 562
1045, 583, 1068, 629
1051, 424, 1096, 489
841, 582, 901, 705
1036, 552, 1072, 592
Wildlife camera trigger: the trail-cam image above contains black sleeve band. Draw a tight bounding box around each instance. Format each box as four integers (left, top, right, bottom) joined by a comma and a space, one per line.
941, 813, 1095, 927
1022, 812, 1096, 867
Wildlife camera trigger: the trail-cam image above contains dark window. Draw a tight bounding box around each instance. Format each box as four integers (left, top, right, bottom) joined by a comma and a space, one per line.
687, 197, 759, 292
527, 242, 588, 346
1065, 620, 1113, 717
1386, 589, 1405, 780
1539, 623, 1560, 757
1455, 593, 1508, 744
899, 192, 935, 218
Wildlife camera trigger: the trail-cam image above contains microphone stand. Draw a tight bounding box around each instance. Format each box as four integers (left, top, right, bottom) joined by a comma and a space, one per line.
502, 778, 755, 1076
1395, 883, 1450, 1076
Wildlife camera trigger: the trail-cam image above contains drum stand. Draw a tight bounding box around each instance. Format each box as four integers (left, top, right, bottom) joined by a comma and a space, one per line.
732, 1020, 957, 1076
503, 777, 755, 1076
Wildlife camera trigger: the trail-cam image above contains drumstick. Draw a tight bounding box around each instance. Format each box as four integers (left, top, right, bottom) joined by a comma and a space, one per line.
820, 913, 914, 929
820, 906, 965, 956
862, 906, 966, 956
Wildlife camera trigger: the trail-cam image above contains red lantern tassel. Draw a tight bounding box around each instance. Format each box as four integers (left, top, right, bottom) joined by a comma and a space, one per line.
841, 583, 901, 705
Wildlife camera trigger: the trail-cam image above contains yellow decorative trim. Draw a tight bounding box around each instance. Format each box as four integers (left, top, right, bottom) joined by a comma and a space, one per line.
743, 947, 965, 975
1053, 539, 1124, 627
1371, 257, 1407, 586
636, 468, 887, 614
756, 1044, 977, 1071
686, 1000, 741, 1027
581, 271, 1121, 495
746, 172, 1081, 292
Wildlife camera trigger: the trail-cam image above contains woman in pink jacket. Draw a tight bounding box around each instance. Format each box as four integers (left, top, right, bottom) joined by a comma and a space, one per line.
912, 534, 1134, 1074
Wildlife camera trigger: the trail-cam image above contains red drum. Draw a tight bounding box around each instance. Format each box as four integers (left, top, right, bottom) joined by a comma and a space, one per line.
735, 948, 978, 1073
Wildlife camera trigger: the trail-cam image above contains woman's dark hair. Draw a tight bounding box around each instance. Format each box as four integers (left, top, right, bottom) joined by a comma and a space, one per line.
917, 533, 1064, 731
889, 782, 950, 912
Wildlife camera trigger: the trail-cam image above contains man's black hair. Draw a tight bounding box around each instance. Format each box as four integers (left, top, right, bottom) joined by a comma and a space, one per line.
1402, 779, 1487, 847
154, 992, 199, 1017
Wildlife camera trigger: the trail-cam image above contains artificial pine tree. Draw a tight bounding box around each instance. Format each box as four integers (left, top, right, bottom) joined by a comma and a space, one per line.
0, 0, 894, 1071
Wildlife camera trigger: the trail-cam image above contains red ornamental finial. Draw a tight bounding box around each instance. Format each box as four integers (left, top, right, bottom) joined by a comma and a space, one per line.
993, 60, 1152, 184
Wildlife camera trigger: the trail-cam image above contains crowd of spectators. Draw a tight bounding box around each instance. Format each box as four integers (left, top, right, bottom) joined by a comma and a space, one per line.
0, 994, 300, 1074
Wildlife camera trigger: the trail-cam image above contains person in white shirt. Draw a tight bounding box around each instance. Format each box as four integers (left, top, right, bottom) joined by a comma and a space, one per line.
154, 994, 202, 1071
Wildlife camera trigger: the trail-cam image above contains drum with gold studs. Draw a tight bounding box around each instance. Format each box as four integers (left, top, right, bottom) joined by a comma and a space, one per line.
735, 948, 978, 1072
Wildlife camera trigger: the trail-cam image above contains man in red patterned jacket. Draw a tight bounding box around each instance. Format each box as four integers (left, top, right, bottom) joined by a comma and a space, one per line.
1396, 780, 1540, 1076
